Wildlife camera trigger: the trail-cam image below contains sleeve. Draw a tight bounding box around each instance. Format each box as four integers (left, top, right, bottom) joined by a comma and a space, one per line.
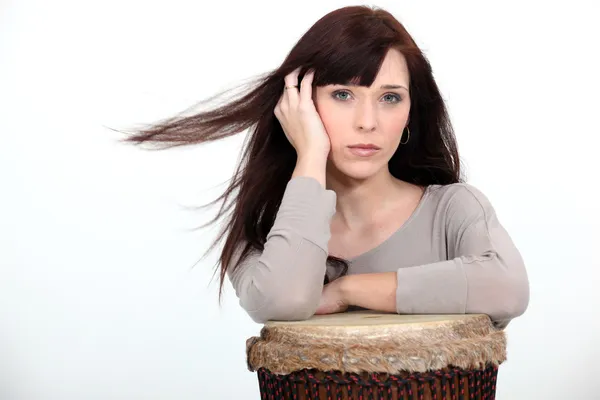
227, 176, 337, 323
395, 184, 530, 328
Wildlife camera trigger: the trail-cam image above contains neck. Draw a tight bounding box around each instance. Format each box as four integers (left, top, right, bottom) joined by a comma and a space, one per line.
326, 166, 407, 231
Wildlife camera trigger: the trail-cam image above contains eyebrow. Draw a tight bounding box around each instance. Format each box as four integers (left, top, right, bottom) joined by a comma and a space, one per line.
344, 83, 409, 91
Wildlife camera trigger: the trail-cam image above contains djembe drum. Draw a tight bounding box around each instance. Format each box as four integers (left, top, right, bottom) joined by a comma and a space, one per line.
246, 311, 506, 399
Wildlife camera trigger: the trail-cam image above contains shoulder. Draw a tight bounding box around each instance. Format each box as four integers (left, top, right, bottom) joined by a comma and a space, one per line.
425, 182, 496, 225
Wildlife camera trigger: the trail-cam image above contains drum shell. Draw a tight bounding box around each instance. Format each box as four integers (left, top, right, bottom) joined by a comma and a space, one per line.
256, 365, 499, 400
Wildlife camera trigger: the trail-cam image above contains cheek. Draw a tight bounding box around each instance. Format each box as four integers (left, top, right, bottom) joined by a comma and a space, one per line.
380, 113, 408, 145
316, 104, 346, 145
387, 121, 406, 144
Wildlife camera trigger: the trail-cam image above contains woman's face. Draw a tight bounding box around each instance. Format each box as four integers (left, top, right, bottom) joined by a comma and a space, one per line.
314, 48, 411, 181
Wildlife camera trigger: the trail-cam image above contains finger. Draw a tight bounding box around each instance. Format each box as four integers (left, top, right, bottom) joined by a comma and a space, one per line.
284, 66, 301, 87
277, 88, 290, 115
274, 94, 292, 142
299, 69, 315, 107
283, 67, 301, 107
274, 93, 283, 118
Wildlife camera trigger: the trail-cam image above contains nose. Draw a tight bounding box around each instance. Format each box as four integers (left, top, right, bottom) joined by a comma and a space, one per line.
354, 101, 377, 132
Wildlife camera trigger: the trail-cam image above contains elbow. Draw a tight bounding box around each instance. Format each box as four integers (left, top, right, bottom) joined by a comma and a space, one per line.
501, 276, 529, 320
489, 267, 530, 324
247, 295, 319, 323
238, 258, 325, 324
503, 256, 530, 319
242, 279, 322, 323
468, 256, 530, 326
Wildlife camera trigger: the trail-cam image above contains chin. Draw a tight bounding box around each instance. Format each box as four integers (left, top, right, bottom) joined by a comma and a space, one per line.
332, 161, 384, 181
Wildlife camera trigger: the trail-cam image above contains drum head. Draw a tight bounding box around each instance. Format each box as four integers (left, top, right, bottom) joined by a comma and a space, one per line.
247, 311, 505, 375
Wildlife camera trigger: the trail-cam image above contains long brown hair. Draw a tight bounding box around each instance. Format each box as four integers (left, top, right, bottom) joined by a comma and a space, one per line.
115, 5, 463, 299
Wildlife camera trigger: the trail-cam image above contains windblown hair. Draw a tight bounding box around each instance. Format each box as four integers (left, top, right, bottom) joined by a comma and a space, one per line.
117, 5, 463, 299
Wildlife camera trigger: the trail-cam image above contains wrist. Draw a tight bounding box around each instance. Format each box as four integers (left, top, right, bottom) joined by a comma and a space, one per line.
292, 156, 327, 186
338, 275, 355, 306
296, 153, 327, 168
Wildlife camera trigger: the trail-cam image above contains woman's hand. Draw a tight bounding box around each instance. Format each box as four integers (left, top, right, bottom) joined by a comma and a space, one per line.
315, 277, 349, 315
274, 67, 331, 163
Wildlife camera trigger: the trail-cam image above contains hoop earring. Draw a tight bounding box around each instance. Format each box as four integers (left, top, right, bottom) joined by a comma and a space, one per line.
400, 126, 410, 144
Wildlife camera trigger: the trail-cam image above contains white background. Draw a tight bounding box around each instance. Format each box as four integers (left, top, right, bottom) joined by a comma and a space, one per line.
1, 1, 599, 399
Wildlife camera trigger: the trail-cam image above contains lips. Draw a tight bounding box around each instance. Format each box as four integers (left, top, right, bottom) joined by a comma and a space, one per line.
348, 144, 381, 150
347, 144, 381, 157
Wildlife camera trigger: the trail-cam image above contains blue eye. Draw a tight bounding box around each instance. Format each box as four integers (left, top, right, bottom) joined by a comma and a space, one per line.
383, 93, 402, 103
333, 91, 351, 101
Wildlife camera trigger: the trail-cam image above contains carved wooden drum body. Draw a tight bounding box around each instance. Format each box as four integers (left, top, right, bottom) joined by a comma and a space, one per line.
246, 311, 506, 399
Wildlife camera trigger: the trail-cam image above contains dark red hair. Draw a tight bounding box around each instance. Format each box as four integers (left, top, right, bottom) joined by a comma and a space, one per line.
115, 5, 462, 298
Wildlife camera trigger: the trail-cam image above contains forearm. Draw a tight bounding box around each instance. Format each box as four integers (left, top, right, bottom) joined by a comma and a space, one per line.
229, 176, 336, 322
394, 254, 528, 327
341, 272, 398, 313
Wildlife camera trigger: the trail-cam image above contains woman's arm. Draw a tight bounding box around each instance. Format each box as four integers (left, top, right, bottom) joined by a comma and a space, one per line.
336, 185, 530, 328
228, 175, 336, 323
338, 272, 398, 313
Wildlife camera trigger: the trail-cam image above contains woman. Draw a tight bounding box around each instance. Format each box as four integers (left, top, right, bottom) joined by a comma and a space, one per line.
123, 5, 529, 328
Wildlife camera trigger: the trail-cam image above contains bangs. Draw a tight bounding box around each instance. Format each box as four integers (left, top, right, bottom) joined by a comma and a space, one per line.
312, 41, 394, 88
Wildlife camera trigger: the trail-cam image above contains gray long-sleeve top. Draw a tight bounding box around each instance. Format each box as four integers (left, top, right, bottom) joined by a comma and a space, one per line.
227, 176, 530, 329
